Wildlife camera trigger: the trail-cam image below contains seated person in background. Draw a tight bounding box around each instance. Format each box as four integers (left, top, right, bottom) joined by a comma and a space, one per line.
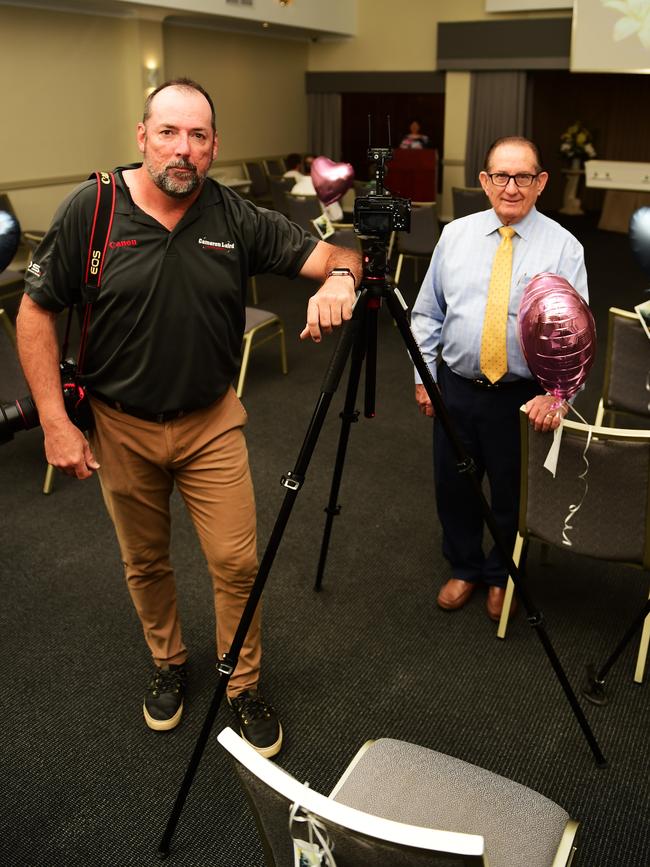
282, 153, 305, 182
291, 152, 344, 222
400, 119, 430, 149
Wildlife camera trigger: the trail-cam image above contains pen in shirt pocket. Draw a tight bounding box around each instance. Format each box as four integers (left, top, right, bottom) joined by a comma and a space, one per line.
516, 273, 532, 289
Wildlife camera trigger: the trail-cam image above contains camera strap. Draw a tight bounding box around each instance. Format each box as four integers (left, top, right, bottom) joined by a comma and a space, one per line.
61, 171, 116, 373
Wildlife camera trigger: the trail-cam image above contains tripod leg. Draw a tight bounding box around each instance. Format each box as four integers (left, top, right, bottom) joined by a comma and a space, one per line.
158, 305, 366, 859
384, 289, 607, 768
315, 306, 369, 591
583, 598, 650, 705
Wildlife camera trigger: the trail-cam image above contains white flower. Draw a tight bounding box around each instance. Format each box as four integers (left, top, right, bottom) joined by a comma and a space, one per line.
602, 0, 650, 49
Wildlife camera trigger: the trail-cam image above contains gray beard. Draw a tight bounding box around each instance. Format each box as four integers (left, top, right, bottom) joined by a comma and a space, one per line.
147, 160, 203, 199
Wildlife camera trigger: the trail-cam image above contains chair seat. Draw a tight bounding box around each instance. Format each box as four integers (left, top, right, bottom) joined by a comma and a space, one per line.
332, 739, 572, 867
245, 307, 279, 330
236, 306, 288, 398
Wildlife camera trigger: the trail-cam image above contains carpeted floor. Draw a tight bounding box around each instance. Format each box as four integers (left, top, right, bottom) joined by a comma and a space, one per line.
1, 211, 649, 867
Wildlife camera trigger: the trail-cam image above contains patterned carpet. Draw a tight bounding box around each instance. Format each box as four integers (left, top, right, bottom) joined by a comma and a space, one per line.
1, 212, 648, 866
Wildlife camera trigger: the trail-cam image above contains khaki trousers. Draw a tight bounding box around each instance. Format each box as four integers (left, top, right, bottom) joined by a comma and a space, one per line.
89, 387, 260, 695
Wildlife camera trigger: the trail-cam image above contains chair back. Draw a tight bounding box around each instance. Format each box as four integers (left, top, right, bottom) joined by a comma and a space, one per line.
451, 187, 489, 220
218, 727, 487, 867
328, 227, 360, 252
286, 195, 322, 235
600, 307, 650, 420
263, 157, 286, 176
268, 176, 294, 215
519, 409, 650, 567
243, 161, 270, 199
397, 203, 440, 256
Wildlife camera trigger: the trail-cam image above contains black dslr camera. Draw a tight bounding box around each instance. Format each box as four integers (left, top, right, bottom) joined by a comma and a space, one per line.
0, 360, 93, 445
354, 146, 411, 239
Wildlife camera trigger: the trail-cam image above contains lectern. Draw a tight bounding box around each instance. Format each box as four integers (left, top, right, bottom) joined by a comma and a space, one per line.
385, 148, 437, 201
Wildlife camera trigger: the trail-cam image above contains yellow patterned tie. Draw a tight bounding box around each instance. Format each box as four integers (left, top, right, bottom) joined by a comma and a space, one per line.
480, 226, 516, 383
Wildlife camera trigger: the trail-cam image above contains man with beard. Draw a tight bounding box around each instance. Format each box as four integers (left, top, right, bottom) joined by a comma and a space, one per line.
17, 79, 359, 756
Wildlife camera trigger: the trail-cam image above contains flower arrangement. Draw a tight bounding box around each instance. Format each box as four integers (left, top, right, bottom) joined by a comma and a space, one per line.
560, 122, 597, 161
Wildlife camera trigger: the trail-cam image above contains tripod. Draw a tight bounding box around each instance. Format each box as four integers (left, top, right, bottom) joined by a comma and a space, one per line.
158, 228, 606, 860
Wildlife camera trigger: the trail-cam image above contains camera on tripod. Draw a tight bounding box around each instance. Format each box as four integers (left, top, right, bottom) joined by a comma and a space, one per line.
353, 146, 411, 239
0, 359, 93, 445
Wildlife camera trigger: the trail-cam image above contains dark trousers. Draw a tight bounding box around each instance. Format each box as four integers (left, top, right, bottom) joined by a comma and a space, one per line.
433, 364, 541, 587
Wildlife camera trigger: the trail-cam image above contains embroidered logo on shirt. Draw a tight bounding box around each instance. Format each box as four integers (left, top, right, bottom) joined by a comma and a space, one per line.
108, 239, 138, 249
198, 237, 235, 251
27, 261, 41, 277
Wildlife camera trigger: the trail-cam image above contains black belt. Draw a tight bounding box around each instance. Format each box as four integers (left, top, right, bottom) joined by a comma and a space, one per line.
466, 377, 527, 390
90, 391, 189, 423
445, 366, 530, 390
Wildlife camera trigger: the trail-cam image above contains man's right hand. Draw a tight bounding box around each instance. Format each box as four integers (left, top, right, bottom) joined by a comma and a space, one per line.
415, 383, 435, 417
42, 416, 100, 479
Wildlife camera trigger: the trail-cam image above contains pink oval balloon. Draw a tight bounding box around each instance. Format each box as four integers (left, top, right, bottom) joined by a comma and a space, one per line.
311, 156, 355, 205
518, 273, 596, 401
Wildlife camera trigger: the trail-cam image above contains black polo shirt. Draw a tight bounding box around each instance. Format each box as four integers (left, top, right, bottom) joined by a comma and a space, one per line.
25, 165, 317, 413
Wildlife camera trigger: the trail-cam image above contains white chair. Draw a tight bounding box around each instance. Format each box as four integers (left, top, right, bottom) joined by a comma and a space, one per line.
236, 307, 288, 398
218, 726, 580, 867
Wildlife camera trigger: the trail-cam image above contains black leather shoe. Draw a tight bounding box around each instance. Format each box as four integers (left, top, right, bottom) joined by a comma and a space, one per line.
229, 689, 283, 758
143, 663, 187, 731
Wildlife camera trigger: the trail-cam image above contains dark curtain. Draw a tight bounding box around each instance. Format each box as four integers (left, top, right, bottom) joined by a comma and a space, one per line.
307, 93, 342, 161
465, 71, 527, 185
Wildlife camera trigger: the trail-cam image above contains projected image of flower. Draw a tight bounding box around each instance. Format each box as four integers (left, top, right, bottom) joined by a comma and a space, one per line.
602, 0, 650, 49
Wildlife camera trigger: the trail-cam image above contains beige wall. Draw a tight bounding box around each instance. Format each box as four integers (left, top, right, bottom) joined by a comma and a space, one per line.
0, 6, 163, 227
308, 0, 483, 72
163, 24, 309, 163
308, 0, 568, 71
0, 7, 309, 228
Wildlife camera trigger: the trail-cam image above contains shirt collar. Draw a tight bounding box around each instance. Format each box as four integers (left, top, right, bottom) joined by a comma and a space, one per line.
484, 205, 539, 240
114, 163, 223, 215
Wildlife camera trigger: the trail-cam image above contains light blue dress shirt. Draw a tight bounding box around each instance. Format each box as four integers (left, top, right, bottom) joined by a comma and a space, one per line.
411, 206, 588, 383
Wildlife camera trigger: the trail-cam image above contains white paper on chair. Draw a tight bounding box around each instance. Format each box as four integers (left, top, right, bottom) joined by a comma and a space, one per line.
293, 838, 326, 866
634, 300, 650, 342
543, 422, 564, 477
311, 213, 334, 240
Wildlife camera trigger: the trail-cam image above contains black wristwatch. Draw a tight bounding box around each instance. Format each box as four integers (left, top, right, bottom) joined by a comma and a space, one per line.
326, 267, 356, 289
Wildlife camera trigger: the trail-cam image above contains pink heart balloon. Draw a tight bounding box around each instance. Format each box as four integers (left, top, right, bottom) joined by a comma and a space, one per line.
518, 273, 596, 401
311, 156, 355, 206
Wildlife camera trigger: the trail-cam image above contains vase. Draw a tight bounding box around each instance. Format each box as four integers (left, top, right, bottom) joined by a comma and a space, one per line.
560, 158, 585, 216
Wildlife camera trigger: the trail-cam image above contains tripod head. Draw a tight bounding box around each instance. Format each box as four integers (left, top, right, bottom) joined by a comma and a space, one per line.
353, 145, 411, 296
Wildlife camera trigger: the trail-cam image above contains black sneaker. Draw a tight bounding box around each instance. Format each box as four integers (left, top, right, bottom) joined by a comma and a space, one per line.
229, 689, 283, 758
143, 663, 187, 731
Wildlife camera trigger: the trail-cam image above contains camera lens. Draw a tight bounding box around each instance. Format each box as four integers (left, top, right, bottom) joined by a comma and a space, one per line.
0, 395, 39, 444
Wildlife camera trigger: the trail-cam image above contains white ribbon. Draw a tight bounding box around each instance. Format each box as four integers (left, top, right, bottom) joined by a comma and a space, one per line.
543, 403, 593, 548
289, 791, 337, 866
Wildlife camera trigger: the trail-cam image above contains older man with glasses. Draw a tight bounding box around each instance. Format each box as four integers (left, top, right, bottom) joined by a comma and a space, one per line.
411, 136, 588, 622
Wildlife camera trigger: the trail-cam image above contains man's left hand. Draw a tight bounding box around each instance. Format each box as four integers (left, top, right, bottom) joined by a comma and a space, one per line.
299, 276, 356, 342
525, 394, 568, 432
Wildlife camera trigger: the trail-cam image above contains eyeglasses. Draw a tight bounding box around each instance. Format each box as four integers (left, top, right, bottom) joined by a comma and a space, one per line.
486, 172, 539, 188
